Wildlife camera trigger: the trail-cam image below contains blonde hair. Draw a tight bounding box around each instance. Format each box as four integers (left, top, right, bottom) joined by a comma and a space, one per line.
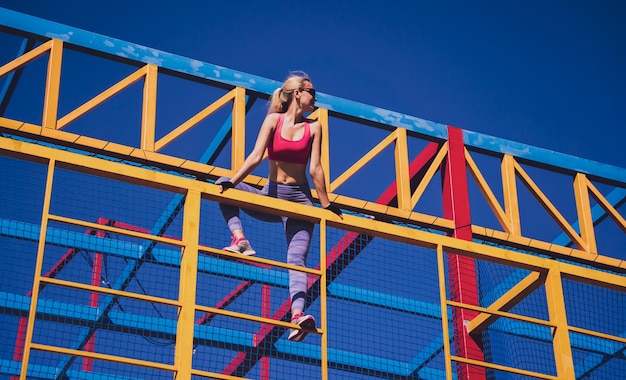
269, 71, 312, 113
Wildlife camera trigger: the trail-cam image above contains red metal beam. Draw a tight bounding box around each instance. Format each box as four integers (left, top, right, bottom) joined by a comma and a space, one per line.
442, 126, 485, 380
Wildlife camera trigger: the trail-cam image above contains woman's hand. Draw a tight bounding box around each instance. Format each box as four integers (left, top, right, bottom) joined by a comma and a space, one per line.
324, 203, 343, 218
219, 181, 235, 193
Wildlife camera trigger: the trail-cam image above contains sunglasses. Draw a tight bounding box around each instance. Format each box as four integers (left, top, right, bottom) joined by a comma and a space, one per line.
300, 88, 316, 97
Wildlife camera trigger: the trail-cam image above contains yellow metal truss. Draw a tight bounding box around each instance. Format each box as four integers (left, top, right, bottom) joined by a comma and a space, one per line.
2, 134, 624, 379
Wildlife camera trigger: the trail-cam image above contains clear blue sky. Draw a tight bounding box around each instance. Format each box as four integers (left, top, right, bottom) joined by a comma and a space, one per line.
2, 0, 625, 169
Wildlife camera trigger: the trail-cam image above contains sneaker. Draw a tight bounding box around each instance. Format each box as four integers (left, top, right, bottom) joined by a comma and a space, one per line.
223, 236, 256, 256
288, 313, 316, 342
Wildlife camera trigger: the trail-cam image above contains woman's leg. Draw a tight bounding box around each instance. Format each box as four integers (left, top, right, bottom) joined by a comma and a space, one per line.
216, 177, 276, 255
285, 218, 314, 313
285, 217, 316, 341
272, 183, 317, 341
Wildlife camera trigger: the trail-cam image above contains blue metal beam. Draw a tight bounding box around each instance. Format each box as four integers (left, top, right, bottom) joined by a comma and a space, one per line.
0, 359, 146, 380
0, 292, 441, 379
0, 37, 35, 115
464, 130, 626, 186
2, 291, 621, 378
552, 187, 626, 247
2, 218, 442, 312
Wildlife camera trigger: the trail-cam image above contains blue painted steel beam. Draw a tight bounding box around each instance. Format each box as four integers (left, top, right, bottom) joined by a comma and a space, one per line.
552, 187, 626, 247
0, 218, 441, 315
0, 359, 146, 380
464, 130, 626, 186
0, 292, 442, 379
1, 7, 623, 185
2, 291, 622, 379
0, 37, 35, 115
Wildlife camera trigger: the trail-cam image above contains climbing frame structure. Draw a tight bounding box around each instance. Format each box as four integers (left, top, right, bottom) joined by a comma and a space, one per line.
1, 8, 625, 380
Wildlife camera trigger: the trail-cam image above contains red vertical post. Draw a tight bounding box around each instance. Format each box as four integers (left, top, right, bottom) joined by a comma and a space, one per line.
442, 126, 485, 380
259, 285, 271, 380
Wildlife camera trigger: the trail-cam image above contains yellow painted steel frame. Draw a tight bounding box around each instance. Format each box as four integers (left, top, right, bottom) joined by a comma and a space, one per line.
1, 37, 624, 273
3, 134, 625, 379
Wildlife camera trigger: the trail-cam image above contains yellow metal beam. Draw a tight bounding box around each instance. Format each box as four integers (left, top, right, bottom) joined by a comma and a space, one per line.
568, 325, 626, 345
560, 263, 626, 292
544, 264, 576, 379
190, 368, 250, 380
450, 355, 559, 380
449, 299, 555, 329
465, 149, 510, 233
30, 343, 176, 372
57, 65, 151, 130
317, 108, 331, 192
573, 173, 598, 253
394, 128, 411, 210
330, 129, 397, 192
437, 245, 454, 380
514, 160, 588, 251
42, 39, 63, 129
140, 64, 158, 151
319, 219, 329, 380
1, 115, 457, 231
466, 271, 546, 335
587, 179, 626, 232
231, 86, 247, 170
410, 142, 448, 208
501, 154, 521, 235
200, 244, 323, 275
49, 213, 185, 247
194, 303, 319, 334
40, 276, 182, 307
155, 88, 237, 152
174, 189, 201, 379
1, 135, 623, 280
0, 39, 54, 78
20, 159, 55, 379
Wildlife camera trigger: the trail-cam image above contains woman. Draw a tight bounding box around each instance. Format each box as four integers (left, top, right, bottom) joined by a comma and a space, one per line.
216, 71, 342, 342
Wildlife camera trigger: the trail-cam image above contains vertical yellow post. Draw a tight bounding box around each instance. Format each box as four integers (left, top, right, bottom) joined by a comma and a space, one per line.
544, 262, 575, 379
174, 190, 201, 379
319, 219, 328, 379
20, 159, 56, 379
231, 87, 247, 170
394, 128, 411, 210
436, 244, 454, 380
501, 154, 521, 235
141, 64, 158, 151
317, 108, 331, 191
573, 173, 597, 254
42, 39, 63, 129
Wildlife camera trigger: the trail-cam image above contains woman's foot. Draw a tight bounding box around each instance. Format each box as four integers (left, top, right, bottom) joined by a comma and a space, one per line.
288, 313, 316, 342
223, 236, 256, 256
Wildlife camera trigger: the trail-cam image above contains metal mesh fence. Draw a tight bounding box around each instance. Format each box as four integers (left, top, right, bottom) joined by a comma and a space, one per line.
1, 146, 625, 379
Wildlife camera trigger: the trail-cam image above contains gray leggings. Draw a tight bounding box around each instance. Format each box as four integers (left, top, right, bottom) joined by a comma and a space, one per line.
216, 177, 314, 312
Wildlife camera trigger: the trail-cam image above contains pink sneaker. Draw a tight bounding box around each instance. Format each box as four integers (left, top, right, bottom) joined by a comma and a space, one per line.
223, 236, 256, 256
288, 313, 316, 342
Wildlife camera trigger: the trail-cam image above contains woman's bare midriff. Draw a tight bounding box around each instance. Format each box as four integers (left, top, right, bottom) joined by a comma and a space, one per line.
269, 160, 308, 184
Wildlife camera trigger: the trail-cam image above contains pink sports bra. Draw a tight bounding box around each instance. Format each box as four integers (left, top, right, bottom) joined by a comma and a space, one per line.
267, 114, 312, 164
